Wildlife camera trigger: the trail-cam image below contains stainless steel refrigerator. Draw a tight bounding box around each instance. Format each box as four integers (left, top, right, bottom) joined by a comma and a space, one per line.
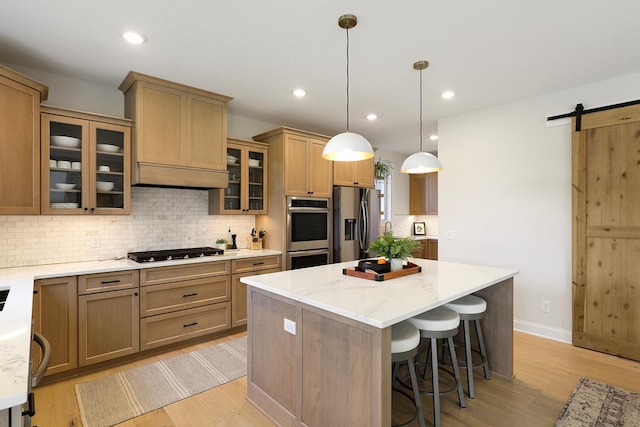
333, 187, 381, 262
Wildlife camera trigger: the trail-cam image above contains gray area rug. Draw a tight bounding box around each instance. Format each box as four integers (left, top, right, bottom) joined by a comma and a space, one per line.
556, 377, 640, 426
75, 336, 247, 427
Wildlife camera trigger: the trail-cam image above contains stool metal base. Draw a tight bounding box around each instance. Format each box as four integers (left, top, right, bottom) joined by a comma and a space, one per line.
410, 328, 466, 427
392, 347, 426, 427
460, 315, 491, 399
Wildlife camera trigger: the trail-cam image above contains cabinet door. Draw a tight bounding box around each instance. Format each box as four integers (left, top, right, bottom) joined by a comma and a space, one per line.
78, 288, 140, 366
284, 135, 309, 196
426, 239, 438, 260
187, 94, 226, 170
32, 277, 78, 376
0, 76, 41, 214
332, 161, 354, 187
92, 121, 131, 214
137, 82, 186, 166
247, 146, 267, 213
41, 114, 89, 214
223, 143, 243, 212
231, 267, 281, 327
409, 172, 438, 215
307, 138, 333, 197
354, 158, 375, 189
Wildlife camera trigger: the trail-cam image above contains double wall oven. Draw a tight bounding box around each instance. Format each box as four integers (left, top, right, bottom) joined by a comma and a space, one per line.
286, 196, 330, 269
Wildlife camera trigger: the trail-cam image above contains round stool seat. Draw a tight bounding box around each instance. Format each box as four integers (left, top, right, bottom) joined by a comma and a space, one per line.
444, 295, 486, 315
408, 306, 460, 332
392, 321, 421, 354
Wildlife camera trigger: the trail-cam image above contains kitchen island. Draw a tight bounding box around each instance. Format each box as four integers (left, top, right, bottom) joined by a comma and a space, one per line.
241, 258, 518, 427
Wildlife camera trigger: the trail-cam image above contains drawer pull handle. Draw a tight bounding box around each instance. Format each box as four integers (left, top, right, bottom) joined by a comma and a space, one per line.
183, 293, 198, 298
100, 279, 121, 285
253, 262, 265, 266
183, 322, 198, 328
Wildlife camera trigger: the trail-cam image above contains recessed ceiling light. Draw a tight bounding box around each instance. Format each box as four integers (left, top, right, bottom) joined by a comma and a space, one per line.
429, 134, 438, 141
441, 90, 455, 100
366, 113, 377, 121
292, 89, 306, 97
122, 31, 147, 45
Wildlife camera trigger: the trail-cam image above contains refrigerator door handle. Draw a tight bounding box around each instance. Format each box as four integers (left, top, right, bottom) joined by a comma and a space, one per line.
359, 199, 369, 251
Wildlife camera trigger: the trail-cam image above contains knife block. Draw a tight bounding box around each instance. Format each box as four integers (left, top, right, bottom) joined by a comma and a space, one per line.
247, 237, 262, 250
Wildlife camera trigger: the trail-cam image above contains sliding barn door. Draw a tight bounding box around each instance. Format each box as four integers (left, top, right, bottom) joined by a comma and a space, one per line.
572, 104, 640, 361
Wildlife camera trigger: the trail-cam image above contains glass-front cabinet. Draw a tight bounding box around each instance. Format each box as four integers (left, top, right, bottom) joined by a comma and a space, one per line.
209, 138, 268, 215
41, 106, 131, 215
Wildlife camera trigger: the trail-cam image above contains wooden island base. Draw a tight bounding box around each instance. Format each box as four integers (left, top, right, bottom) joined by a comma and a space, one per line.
246, 277, 514, 427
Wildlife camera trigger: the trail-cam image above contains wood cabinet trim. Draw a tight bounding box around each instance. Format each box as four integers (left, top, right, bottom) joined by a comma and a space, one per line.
118, 70, 232, 103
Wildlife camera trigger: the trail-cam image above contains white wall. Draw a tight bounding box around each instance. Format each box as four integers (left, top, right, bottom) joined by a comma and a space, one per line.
438, 71, 640, 342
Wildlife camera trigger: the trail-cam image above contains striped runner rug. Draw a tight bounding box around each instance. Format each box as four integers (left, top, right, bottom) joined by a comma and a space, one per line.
75, 336, 247, 427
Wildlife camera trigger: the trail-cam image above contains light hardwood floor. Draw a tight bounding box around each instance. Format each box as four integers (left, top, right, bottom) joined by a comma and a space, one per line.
32, 331, 640, 427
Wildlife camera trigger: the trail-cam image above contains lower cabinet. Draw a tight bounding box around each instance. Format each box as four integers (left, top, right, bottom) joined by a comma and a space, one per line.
412, 239, 439, 260
231, 255, 282, 327
139, 260, 232, 350
33, 255, 281, 378
32, 276, 78, 376
78, 271, 139, 366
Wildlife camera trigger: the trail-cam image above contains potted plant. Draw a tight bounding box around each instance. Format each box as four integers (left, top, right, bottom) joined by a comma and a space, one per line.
367, 231, 421, 271
215, 238, 228, 250
374, 158, 393, 180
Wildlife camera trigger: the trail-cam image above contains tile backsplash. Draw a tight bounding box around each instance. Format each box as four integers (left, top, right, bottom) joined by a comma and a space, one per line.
0, 187, 255, 268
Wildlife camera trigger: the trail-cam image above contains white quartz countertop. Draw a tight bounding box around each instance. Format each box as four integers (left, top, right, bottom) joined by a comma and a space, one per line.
0, 248, 281, 411
241, 258, 518, 329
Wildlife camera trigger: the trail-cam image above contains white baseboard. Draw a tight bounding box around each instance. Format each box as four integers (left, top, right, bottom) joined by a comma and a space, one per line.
514, 319, 572, 344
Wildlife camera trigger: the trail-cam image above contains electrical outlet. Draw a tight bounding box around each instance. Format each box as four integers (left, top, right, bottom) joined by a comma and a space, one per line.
284, 318, 296, 335
91, 238, 101, 249
542, 300, 551, 313
447, 230, 456, 240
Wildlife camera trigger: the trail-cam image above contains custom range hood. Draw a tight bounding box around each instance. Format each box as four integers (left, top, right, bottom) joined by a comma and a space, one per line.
119, 71, 232, 189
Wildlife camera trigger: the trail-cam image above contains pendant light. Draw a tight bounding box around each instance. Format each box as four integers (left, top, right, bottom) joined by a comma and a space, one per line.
400, 61, 443, 174
322, 14, 374, 162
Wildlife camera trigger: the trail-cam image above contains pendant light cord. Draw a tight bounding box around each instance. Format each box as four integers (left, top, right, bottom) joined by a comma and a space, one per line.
345, 25, 350, 132
419, 67, 423, 152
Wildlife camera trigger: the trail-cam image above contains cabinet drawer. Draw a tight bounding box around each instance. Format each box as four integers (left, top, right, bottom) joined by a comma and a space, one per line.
140, 275, 230, 317
78, 270, 139, 295
232, 255, 281, 274
140, 303, 231, 350
140, 261, 230, 286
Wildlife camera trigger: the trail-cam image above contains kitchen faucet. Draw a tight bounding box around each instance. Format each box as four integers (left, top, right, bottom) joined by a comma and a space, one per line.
384, 221, 392, 233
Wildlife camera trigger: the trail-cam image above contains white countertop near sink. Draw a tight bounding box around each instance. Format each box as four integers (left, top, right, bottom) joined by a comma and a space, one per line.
0, 248, 281, 411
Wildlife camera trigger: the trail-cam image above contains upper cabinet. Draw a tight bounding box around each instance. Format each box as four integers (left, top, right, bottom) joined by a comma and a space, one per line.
209, 138, 268, 215
119, 71, 232, 189
409, 172, 438, 215
333, 158, 375, 188
41, 106, 132, 215
0, 65, 48, 214
253, 127, 333, 198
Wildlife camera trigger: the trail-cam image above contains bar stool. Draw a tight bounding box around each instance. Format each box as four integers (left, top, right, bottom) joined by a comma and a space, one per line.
444, 295, 491, 399
408, 306, 466, 427
391, 321, 426, 427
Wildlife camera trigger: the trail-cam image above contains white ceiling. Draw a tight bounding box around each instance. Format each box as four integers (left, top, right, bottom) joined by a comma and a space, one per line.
3, 1, 640, 155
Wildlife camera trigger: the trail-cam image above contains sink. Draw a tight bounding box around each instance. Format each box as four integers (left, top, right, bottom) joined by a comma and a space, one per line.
0, 287, 9, 311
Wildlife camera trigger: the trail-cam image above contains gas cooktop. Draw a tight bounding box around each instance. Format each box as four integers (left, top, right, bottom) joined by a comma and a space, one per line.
127, 247, 224, 263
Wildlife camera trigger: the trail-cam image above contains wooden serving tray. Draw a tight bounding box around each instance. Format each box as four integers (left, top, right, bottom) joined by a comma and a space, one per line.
342, 262, 422, 282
